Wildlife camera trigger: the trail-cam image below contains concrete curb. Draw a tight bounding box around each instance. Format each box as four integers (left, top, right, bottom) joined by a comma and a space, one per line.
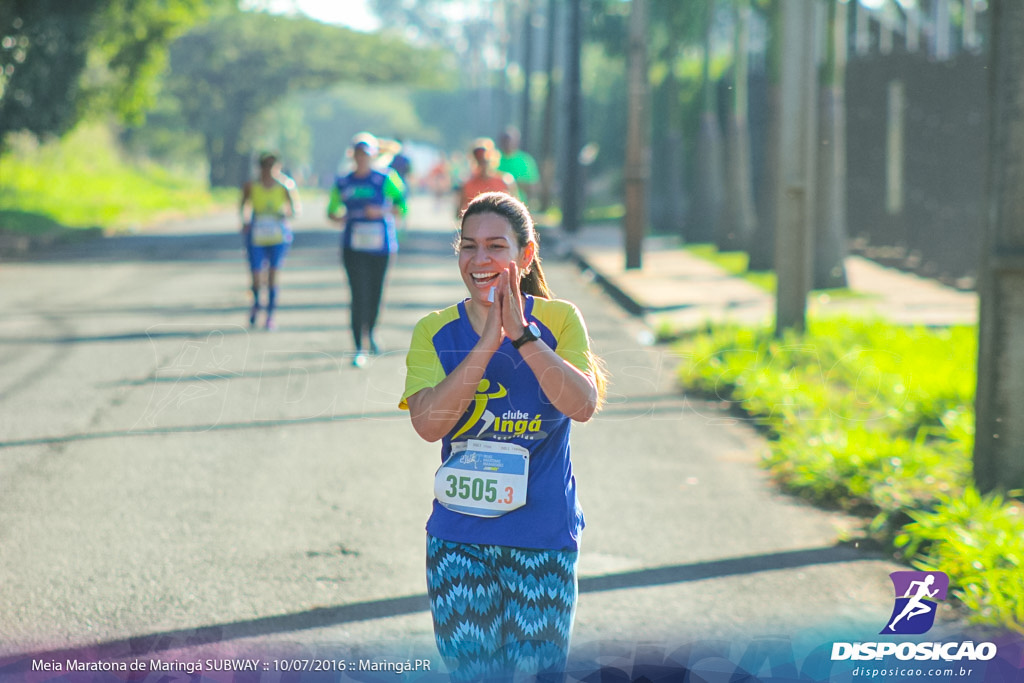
0, 226, 105, 258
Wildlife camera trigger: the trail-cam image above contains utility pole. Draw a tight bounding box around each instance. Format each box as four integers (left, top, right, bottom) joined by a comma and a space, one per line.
974, 0, 1024, 492
562, 0, 583, 235
624, 0, 649, 270
774, 0, 821, 336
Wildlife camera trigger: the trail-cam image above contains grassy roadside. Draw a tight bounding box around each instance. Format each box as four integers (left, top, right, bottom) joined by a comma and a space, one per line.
673, 318, 1024, 633
0, 123, 234, 239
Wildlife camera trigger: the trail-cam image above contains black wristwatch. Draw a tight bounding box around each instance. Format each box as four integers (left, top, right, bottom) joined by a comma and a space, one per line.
511, 322, 541, 350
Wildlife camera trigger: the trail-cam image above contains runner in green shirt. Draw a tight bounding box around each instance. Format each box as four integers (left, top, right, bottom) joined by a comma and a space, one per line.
497, 126, 540, 205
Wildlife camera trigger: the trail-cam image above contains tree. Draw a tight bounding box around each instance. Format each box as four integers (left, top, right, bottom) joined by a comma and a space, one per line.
974, 0, 1024, 492
624, 0, 649, 270
0, 0, 216, 149
774, 0, 821, 336
692, 0, 726, 244
0, 1, 99, 147
812, 0, 848, 289
748, 0, 780, 271
647, 0, 707, 237
167, 11, 438, 187
720, 0, 758, 252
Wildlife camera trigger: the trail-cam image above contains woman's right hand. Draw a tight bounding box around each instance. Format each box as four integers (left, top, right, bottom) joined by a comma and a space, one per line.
478, 285, 505, 354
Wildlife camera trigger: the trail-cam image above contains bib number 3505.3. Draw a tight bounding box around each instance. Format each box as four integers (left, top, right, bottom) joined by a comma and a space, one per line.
434, 439, 529, 518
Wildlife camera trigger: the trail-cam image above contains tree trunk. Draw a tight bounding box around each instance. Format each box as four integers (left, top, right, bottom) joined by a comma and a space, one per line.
691, 0, 725, 244
813, 0, 849, 289
774, 0, 821, 336
650, 45, 687, 237
624, 0, 649, 270
519, 0, 535, 150
749, 0, 781, 271
562, 0, 583, 234
720, 0, 758, 252
974, 0, 1024, 492
538, 0, 558, 212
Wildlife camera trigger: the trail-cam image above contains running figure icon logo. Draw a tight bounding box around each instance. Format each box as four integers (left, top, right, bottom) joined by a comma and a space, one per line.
881, 571, 949, 635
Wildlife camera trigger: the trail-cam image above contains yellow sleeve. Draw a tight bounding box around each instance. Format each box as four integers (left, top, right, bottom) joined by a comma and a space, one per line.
534, 299, 592, 374
399, 313, 448, 409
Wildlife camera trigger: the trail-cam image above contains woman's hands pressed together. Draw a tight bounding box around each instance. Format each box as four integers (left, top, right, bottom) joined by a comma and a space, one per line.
477, 264, 527, 353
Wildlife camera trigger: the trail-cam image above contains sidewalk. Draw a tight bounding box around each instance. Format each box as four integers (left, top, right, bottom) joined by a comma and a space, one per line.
560, 224, 978, 330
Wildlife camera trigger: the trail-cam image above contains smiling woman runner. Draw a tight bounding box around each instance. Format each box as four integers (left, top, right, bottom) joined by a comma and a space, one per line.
400, 192, 607, 682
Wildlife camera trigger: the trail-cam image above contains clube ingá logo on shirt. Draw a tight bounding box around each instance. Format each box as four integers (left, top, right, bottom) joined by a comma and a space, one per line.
881, 570, 948, 635
450, 379, 547, 441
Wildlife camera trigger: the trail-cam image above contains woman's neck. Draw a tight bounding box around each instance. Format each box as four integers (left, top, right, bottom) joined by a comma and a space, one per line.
464, 298, 488, 334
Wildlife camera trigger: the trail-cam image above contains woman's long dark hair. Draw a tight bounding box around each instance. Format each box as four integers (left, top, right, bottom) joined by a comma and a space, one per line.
459, 191, 608, 408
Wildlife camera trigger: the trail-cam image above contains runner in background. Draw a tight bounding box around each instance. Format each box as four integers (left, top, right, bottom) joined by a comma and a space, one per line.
239, 151, 299, 331
497, 126, 540, 206
388, 138, 413, 185
327, 132, 407, 367
427, 154, 452, 211
400, 192, 607, 681
457, 138, 516, 217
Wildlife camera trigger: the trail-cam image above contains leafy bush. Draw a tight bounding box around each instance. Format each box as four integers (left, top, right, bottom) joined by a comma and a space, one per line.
0, 123, 231, 232
675, 317, 1024, 632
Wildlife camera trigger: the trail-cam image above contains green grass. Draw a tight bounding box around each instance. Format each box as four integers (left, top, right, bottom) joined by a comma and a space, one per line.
0, 123, 233, 234
674, 318, 1024, 633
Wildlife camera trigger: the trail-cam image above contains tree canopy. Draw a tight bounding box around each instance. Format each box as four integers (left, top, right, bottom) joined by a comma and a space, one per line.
0, 0, 216, 148
167, 10, 443, 186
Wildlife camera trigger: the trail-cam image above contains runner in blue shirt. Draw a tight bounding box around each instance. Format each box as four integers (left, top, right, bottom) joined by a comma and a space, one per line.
328, 133, 407, 367
401, 192, 607, 681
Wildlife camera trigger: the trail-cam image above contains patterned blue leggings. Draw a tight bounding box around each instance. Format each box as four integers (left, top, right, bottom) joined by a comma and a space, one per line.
425, 535, 579, 682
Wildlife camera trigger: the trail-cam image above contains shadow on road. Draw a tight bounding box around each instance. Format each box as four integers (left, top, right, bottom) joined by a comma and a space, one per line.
9, 228, 459, 264
0, 544, 874, 666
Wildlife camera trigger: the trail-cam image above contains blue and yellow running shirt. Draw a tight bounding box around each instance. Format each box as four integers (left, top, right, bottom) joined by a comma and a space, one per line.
401, 295, 593, 551
328, 169, 407, 255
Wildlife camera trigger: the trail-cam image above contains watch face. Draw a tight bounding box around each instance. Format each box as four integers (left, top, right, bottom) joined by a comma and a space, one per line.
527, 322, 540, 338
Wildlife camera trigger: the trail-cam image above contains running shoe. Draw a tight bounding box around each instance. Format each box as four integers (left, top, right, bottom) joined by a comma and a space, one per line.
249, 305, 259, 327
265, 316, 277, 332
351, 352, 368, 368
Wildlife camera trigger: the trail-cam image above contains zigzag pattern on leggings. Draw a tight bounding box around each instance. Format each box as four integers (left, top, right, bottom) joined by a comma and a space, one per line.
426, 536, 578, 682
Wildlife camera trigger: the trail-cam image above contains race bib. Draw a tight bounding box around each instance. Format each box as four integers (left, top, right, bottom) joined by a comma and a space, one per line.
434, 439, 529, 518
349, 221, 386, 252
251, 216, 285, 246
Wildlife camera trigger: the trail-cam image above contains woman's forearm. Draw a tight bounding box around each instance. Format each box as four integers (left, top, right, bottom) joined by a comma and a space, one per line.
407, 342, 497, 441
517, 341, 598, 422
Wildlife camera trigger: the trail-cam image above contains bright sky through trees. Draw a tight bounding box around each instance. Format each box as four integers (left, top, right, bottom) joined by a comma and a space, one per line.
241, 0, 382, 31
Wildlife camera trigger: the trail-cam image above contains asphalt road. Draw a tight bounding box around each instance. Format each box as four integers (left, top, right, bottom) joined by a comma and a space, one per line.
0, 196, 911, 675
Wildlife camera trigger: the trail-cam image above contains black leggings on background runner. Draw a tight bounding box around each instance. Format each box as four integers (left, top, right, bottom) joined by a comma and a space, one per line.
343, 249, 390, 352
